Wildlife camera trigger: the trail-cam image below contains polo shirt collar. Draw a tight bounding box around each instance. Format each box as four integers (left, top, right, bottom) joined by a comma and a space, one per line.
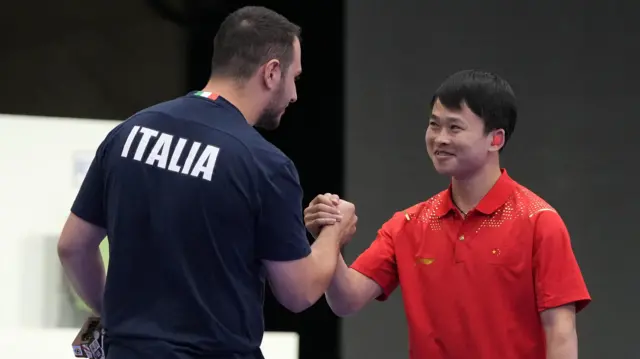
436, 169, 516, 217
188, 91, 247, 123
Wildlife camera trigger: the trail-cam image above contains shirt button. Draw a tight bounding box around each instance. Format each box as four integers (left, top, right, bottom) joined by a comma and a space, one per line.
459, 235, 465, 241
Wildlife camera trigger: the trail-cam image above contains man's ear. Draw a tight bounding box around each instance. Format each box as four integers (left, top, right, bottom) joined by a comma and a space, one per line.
262, 59, 282, 90
489, 129, 506, 151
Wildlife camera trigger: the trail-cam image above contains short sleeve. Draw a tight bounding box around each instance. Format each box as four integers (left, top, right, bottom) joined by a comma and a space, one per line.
256, 160, 312, 261
71, 142, 107, 228
350, 216, 400, 301
532, 210, 591, 313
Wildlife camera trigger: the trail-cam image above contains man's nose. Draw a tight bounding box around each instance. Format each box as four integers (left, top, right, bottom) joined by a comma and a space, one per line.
434, 132, 451, 145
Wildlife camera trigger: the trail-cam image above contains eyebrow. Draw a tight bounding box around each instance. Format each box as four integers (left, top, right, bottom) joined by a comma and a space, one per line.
429, 114, 463, 123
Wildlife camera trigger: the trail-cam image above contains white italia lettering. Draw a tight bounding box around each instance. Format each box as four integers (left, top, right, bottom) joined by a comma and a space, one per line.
181, 141, 201, 175
167, 138, 187, 173
190, 145, 219, 181
120, 126, 220, 182
133, 127, 159, 161
145, 133, 173, 169
121, 125, 140, 158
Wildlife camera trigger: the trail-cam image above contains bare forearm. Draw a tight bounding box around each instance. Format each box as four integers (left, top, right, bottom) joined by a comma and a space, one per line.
58, 247, 106, 316
546, 330, 578, 359
325, 254, 357, 315
302, 231, 342, 305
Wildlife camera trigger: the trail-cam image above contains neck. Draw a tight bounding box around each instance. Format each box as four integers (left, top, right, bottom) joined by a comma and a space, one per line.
450, 160, 502, 214
200, 78, 262, 126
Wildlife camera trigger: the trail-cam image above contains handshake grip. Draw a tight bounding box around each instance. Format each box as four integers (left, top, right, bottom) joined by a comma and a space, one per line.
72, 316, 105, 359
304, 194, 358, 245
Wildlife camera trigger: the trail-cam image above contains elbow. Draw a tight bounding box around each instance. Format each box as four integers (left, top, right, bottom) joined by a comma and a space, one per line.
282, 276, 333, 313
545, 327, 576, 346
279, 294, 315, 313
285, 301, 312, 314
287, 295, 359, 316
330, 306, 354, 318
543, 322, 577, 355
270, 283, 319, 313
327, 298, 361, 317
57, 240, 93, 265
57, 241, 79, 261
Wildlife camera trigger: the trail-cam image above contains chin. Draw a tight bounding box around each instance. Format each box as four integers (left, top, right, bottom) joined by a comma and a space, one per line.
255, 116, 281, 131
433, 167, 456, 176
431, 162, 458, 177
258, 121, 280, 131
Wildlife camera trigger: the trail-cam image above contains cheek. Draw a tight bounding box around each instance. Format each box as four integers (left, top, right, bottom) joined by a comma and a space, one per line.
424, 135, 433, 150
425, 129, 434, 144
462, 138, 488, 158
453, 133, 477, 147
279, 81, 291, 98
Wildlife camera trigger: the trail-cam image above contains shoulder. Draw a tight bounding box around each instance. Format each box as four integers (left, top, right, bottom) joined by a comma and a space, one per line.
94, 120, 131, 157
248, 134, 291, 164
509, 182, 558, 219
404, 190, 449, 223
127, 102, 257, 155
507, 181, 568, 235
247, 136, 298, 179
380, 190, 448, 234
97, 109, 174, 155
418, 190, 450, 217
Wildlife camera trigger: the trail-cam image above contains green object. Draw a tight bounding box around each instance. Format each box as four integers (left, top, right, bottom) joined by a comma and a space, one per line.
71, 238, 109, 313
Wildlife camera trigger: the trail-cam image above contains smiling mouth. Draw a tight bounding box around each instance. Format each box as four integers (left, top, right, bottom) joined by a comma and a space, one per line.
434, 150, 454, 156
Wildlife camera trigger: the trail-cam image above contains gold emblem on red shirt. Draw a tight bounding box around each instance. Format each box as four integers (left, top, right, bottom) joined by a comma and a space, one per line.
416, 258, 435, 265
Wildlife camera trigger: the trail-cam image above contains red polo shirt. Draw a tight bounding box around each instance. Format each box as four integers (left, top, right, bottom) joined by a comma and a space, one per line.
351, 170, 591, 359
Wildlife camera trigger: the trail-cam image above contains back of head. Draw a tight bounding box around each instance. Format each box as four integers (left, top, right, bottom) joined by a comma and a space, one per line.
431, 69, 518, 150
210, 6, 301, 82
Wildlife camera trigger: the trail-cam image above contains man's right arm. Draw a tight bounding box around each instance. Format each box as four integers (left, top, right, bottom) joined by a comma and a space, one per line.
263, 225, 347, 313
325, 254, 383, 316
303, 195, 401, 316
256, 160, 355, 313
326, 220, 400, 316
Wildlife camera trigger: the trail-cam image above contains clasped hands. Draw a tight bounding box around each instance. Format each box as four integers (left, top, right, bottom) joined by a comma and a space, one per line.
304, 193, 358, 246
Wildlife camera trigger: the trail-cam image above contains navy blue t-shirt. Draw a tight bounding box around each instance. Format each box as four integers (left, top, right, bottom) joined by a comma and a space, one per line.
71, 93, 312, 359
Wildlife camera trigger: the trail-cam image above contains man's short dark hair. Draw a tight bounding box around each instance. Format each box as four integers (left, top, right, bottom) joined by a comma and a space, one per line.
430, 69, 517, 150
210, 6, 301, 81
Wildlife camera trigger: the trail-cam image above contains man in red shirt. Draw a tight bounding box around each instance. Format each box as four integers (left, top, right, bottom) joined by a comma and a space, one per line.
304, 69, 591, 359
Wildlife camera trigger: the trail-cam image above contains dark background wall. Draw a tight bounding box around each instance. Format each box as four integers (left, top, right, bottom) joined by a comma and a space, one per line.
0, 1, 186, 119
344, 1, 640, 359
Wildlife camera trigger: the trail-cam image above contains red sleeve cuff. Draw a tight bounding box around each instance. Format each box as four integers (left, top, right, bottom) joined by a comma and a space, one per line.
538, 294, 592, 313
350, 263, 395, 302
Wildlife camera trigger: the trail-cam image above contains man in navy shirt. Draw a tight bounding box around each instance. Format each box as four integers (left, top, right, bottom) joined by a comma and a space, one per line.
57, 6, 357, 359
